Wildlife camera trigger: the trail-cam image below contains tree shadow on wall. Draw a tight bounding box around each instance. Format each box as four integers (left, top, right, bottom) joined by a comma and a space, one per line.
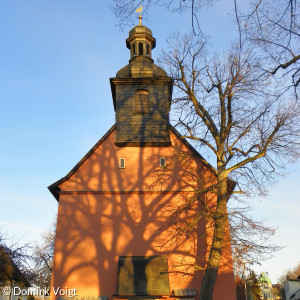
51, 125, 234, 297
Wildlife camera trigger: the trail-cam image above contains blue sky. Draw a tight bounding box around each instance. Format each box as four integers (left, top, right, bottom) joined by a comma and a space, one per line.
0, 0, 299, 283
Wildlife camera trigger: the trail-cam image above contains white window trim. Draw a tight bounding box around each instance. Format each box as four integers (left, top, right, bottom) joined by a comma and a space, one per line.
119, 158, 126, 169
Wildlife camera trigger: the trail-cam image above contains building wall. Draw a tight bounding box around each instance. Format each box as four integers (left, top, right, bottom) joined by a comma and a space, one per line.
51, 130, 236, 300
285, 279, 300, 299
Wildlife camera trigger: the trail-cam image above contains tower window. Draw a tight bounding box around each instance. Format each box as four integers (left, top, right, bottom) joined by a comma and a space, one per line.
135, 90, 149, 113
139, 42, 143, 55
119, 158, 125, 168
146, 44, 150, 57
160, 157, 166, 168
132, 44, 136, 56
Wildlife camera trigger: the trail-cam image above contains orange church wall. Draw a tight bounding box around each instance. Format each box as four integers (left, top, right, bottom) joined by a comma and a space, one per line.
50, 129, 236, 300
58, 130, 217, 193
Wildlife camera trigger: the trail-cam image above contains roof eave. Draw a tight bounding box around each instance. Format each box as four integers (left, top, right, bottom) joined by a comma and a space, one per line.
48, 124, 236, 202
47, 124, 116, 202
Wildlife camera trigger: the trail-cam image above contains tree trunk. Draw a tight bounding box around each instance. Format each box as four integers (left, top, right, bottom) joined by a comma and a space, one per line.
199, 170, 228, 300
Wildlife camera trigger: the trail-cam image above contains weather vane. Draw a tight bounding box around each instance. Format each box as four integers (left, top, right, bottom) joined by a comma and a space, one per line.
136, 5, 143, 25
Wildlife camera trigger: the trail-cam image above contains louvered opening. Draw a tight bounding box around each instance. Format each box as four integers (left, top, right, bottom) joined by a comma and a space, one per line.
135, 90, 149, 114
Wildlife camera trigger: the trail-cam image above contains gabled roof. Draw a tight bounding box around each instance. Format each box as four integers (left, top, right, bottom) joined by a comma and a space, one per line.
48, 124, 116, 201
48, 124, 226, 202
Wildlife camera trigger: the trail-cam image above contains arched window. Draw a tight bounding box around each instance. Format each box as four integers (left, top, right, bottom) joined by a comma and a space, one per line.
146, 44, 150, 57
135, 90, 149, 113
139, 42, 143, 55
132, 44, 136, 56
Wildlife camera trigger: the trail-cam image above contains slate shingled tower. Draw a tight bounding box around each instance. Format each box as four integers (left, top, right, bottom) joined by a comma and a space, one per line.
110, 22, 173, 146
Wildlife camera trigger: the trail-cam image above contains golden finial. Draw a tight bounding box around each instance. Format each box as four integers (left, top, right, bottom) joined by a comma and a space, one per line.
136, 5, 143, 25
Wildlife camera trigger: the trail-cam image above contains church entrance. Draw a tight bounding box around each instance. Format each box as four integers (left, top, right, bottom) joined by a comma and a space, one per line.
116, 256, 169, 296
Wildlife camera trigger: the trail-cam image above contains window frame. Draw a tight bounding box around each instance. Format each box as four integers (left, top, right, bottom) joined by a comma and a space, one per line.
160, 157, 166, 168
119, 158, 126, 169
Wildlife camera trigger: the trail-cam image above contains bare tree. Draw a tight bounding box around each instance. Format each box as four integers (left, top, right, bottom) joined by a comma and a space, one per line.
158, 32, 300, 299
0, 232, 32, 299
31, 222, 55, 289
235, 270, 263, 300
240, 0, 300, 91
247, 271, 263, 300
112, 0, 214, 33
112, 0, 300, 91
229, 208, 279, 272
112, 1, 300, 299
278, 261, 300, 286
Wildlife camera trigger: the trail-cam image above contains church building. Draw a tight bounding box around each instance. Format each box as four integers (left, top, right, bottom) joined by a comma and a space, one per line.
48, 19, 236, 300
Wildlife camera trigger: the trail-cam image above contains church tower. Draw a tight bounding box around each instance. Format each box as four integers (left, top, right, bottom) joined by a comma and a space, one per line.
110, 18, 173, 146
49, 18, 237, 300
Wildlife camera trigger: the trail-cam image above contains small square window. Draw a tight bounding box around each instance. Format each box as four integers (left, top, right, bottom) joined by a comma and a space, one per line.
119, 158, 125, 168
160, 157, 166, 168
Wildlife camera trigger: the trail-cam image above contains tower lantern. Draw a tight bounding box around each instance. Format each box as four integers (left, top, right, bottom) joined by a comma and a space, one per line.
126, 21, 156, 59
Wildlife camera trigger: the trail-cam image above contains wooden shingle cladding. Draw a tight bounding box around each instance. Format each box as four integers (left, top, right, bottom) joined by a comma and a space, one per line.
110, 77, 173, 147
